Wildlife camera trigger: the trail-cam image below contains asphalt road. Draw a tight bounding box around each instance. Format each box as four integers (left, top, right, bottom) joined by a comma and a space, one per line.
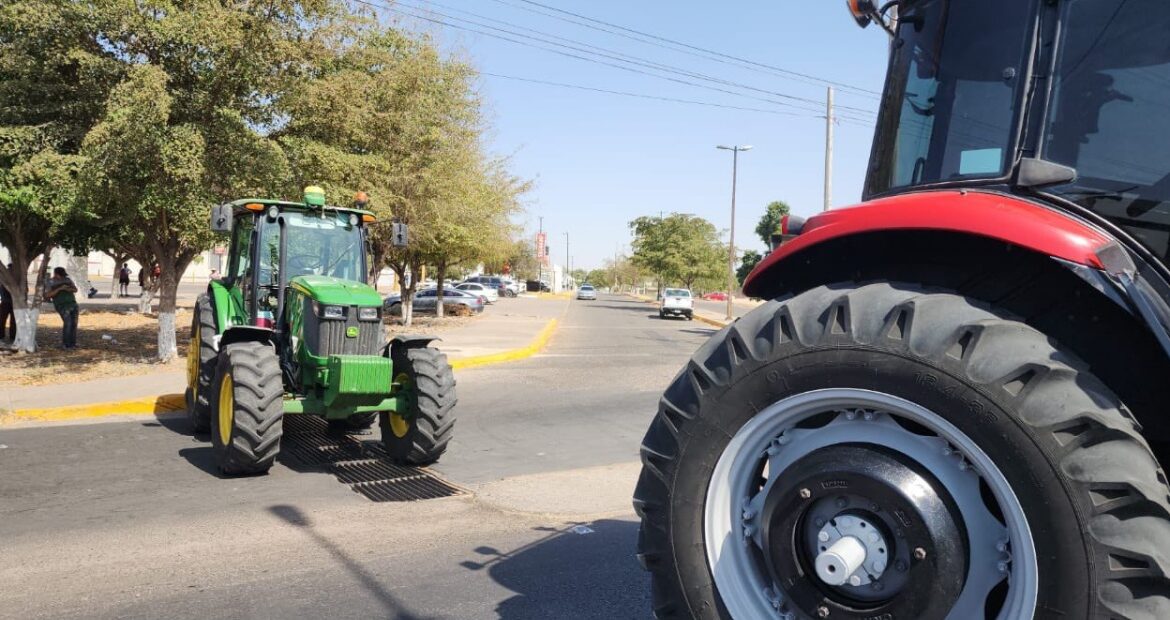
0, 294, 715, 619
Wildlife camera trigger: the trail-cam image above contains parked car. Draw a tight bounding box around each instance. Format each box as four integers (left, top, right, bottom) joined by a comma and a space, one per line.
384, 287, 485, 316
526, 280, 551, 292
499, 276, 523, 297
577, 284, 597, 300
456, 281, 498, 303
464, 275, 514, 298
701, 291, 728, 301
659, 288, 693, 320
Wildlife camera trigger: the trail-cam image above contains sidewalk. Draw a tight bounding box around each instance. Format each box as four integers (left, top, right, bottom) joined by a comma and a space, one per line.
0, 296, 567, 419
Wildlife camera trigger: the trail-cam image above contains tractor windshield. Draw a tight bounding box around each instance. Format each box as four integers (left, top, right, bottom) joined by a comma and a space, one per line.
1040, 0, 1170, 261
866, 0, 1034, 195
259, 210, 365, 284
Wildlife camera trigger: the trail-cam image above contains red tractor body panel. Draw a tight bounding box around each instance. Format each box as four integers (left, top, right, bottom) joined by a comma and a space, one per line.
742, 191, 1116, 298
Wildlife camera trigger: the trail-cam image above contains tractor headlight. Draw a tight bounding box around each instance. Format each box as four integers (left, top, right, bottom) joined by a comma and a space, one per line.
357, 307, 380, 321
320, 304, 345, 320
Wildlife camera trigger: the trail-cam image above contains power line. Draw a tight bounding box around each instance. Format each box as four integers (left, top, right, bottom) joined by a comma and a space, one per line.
480, 72, 826, 117
488, 0, 882, 98
380, 1, 877, 119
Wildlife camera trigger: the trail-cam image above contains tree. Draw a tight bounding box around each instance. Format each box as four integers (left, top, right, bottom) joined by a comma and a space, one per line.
0, 0, 120, 351
629, 213, 724, 292
79, 0, 337, 360
737, 249, 762, 287
755, 200, 792, 248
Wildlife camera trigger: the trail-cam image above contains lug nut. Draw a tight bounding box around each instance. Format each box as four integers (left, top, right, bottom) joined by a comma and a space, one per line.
814, 517, 826, 527
848, 575, 862, 586
799, 488, 812, 499
913, 547, 927, 561
818, 531, 830, 543
817, 605, 830, 618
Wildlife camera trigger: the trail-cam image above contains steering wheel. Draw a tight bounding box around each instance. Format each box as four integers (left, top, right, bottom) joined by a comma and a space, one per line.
287, 254, 322, 274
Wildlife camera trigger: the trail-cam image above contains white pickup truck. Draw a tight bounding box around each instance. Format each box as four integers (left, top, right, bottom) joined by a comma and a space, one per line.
659, 288, 694, 320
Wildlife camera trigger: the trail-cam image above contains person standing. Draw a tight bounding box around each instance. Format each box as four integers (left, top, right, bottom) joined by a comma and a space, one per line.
44, 267, 79, 349
118, 263, 131, 297
0, 263, 15, 343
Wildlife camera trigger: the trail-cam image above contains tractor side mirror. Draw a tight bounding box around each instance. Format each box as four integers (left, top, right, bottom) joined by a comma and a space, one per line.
210, 204, 233, 233
846, 0, 878, 28
392, 222, 409, 247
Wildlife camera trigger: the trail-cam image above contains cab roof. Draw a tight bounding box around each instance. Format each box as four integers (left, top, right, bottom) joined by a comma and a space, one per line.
226, 198, 373, 218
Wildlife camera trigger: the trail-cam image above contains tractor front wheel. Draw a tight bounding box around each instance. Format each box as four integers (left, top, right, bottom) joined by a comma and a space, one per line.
635, 283, 1170, 619
381, 346, 456, 465
184, 294, 218, 433
211, 342, 284, 475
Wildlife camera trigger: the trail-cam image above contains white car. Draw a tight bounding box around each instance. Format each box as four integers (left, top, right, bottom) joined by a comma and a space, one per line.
456, 281, 498, 303
577, 284, 597, 300
659, 288, 693, 320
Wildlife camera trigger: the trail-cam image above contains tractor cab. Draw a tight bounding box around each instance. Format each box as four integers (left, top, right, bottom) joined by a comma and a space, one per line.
857, 0, 1170, 263
212, 186, 373, 331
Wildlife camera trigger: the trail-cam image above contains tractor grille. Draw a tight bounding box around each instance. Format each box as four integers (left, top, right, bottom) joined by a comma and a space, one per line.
318, 311, 383, 357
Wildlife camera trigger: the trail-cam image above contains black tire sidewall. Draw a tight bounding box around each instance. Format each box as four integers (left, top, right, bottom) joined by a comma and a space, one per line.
671, 345, 1092, 619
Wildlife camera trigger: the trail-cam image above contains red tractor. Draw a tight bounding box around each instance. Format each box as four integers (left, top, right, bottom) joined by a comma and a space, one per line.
635, 1, 1170, 618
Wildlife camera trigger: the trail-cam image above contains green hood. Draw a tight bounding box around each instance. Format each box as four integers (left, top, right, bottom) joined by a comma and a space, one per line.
289, 275, 382, 307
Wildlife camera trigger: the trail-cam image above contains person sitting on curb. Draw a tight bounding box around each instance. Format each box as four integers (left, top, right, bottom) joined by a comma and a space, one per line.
44, 267, 79, 350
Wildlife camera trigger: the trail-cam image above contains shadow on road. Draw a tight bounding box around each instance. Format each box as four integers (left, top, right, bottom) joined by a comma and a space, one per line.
461, 519, 649, 619
269, 504, 440, 620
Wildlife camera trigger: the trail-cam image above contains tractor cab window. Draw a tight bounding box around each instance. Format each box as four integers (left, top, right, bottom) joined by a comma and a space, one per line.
280, 211, 365, 283
866, 0, 1033, 195
1042, 0, 1170, 262
229, 214, 255, 291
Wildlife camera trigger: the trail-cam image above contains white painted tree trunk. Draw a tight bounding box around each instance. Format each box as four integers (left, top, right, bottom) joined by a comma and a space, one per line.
403, 297, 414, 326
12, 307, 38, 353
139, 288, 155, 314
157, 310, 177, 362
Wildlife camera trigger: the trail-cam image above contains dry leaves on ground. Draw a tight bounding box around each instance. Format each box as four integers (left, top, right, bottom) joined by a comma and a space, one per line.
0, 309, 189, 386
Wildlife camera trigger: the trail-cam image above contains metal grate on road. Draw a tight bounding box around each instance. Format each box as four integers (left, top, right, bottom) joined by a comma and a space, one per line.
280, 416, 465, 502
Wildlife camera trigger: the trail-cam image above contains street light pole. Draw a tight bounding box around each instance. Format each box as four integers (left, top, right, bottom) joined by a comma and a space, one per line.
564, 231, 570, 290
717, 144, 752, 320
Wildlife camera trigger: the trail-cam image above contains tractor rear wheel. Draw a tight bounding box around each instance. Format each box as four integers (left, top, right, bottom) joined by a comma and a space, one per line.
634, 283, 1170, 619
211, 342, 284, 475
381, 346, 456, 465
184, 294, 217, 434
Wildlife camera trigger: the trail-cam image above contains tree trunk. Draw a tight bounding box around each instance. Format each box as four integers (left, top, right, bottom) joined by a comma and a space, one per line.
368, 245, 385, 289
0, 248, 37, 353
155, 253, 195, 362
435, 259, 446, 318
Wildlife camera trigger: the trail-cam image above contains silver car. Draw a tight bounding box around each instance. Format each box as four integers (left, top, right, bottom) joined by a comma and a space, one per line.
384, 287, 485, 315
577, 284, 597, 300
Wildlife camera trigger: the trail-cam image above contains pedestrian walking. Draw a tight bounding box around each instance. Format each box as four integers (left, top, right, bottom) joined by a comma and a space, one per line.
44, 267, 79, 349
0, 263, 15, 343
118, 263, 131, 297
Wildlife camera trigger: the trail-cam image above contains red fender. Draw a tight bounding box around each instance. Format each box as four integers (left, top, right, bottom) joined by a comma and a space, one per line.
742, 191, 1115, 298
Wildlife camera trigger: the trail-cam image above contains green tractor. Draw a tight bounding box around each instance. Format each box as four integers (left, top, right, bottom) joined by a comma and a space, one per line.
185, 186, 456, 475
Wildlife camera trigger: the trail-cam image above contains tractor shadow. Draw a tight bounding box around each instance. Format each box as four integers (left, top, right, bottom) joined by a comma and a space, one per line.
461, 519, 649, 619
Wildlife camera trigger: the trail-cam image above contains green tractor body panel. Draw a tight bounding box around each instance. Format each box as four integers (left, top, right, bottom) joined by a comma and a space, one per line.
288, 274, 383, 307
209, 279, 248, 332
324, 355, 393, 406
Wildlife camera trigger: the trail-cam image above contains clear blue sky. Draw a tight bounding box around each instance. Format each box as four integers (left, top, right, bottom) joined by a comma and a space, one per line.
390, 0, 891, 270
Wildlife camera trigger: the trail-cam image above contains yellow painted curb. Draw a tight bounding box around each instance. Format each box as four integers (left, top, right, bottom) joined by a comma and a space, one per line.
5, 393, 187, 424
4, 318, 561, 424
449, 318, 558, 370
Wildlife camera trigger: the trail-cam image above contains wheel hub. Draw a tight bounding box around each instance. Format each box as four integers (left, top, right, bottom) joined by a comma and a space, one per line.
759, 444, 968, 618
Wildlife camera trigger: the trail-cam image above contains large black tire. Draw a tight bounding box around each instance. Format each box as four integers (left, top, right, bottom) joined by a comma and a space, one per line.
381, 346, 456, 465
211, 342, 284, 475
634, 282, 1170, 619
185, 294, 217, 433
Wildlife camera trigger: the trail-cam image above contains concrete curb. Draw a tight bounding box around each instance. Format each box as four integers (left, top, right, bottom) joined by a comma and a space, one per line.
2, 318, 561, 425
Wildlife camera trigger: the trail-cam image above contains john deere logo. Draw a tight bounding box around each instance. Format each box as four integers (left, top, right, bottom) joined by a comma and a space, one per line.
345, 326, 359, 338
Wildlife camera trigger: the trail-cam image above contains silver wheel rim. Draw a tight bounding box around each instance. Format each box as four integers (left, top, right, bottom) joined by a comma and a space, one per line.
704, 388, 1038, 619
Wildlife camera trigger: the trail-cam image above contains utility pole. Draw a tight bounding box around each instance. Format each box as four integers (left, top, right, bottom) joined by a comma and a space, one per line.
717, 144, 752, 320
564, 231, 570, 290
537, 216, 543, 290
824, 86, 834, 212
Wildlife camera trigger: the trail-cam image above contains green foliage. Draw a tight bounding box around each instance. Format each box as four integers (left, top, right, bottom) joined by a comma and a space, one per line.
755, 200, 792, 247
629, 213, 726, 290
737, 249, 762, 286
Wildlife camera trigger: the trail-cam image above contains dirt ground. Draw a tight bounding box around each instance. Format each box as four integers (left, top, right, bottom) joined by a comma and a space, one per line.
0, 309, 191, 386
0, 309, 475, 386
